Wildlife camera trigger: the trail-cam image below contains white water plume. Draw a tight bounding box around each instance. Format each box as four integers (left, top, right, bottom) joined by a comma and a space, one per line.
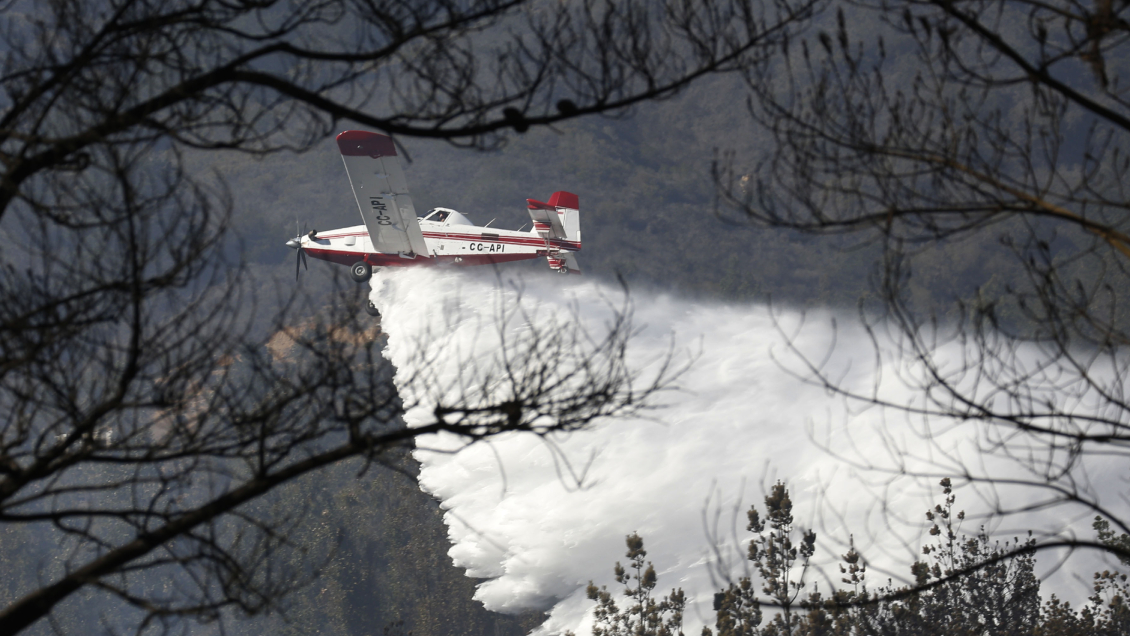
368, 266, 1120, 635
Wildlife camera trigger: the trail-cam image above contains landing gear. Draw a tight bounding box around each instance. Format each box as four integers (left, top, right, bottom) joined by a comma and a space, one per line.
350, 261, 372, 283
365, 299, 382, 318
557, 265, 570, 275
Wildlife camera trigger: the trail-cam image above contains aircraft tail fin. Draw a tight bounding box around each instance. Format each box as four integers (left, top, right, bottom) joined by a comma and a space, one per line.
548, 191, 580, 244
526, 191, 580, 244
528, 191, 581, 274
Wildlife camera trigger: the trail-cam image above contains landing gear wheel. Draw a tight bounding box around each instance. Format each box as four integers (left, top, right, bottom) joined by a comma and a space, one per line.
350, 261, 372, 283
557, 265, 570, 275
365, 300, 382, 318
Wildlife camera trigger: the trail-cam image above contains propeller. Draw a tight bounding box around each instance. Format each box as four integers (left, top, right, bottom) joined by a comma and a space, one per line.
286, 220, 308, 280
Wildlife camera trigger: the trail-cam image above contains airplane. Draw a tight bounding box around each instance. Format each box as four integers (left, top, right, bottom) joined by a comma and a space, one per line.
287, 130, 582, 317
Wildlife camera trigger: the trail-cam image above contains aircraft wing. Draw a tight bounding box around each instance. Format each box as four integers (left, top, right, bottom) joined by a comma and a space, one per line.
336, 130, 429, 257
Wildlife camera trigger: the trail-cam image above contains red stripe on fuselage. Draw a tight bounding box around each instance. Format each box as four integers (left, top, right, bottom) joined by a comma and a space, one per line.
303, 247, 543, 268
314, 230, 580, 252
421, 231, 580, 251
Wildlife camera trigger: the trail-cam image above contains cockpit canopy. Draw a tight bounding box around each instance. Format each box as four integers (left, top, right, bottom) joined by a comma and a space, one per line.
422, 207, 472, 226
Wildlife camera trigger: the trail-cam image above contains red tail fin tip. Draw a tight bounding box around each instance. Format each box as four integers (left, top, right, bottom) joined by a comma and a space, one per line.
547, 191, 579, 210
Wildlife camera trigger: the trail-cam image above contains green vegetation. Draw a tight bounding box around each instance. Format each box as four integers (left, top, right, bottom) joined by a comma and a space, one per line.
584, 533, 687, 636
586, 480, 1130, 636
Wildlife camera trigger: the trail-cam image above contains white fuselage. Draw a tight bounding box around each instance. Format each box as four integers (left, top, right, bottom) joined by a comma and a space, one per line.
301, 208, 579, 269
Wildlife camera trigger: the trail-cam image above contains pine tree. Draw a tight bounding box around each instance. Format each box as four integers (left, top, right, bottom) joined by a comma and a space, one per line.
589, 478, 1130, 636
587, 534, 686, 636
749, 482, 817, 636
861, 479, 1040, 636
710, 577, 763, 636
702, 482, 815, 636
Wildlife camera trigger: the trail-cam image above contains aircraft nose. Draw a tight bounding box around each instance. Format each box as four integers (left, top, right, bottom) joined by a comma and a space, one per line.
285, 238, 300, 249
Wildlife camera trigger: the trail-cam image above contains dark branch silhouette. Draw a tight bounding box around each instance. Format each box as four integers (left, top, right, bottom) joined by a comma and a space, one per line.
0, 0, 797, 631
714, 0, 1130, 597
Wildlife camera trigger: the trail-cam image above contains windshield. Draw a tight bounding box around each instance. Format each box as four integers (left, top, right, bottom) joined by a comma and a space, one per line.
423, 208, 450, 223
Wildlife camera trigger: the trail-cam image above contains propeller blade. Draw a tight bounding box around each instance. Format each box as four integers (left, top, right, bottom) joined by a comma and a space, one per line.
291, 220, 309, 281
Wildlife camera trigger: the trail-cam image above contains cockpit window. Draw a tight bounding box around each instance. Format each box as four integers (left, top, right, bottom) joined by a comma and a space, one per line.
423, 208, 450, 223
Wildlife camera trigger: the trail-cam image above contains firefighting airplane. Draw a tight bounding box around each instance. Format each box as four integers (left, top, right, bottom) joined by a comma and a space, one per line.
287, 130, 581, 316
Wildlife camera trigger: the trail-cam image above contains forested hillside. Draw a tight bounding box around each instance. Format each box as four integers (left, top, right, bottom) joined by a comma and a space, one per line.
0, 453, 544, 636
236, 455, 547, 636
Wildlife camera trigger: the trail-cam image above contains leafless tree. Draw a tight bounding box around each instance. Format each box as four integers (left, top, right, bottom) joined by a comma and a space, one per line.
717, 0, 1130, 578
0, 0, 817, 632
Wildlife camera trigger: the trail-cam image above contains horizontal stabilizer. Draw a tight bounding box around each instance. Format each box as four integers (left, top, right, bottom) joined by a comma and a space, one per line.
547, 252, 582, 274
527, 198, 567, 239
